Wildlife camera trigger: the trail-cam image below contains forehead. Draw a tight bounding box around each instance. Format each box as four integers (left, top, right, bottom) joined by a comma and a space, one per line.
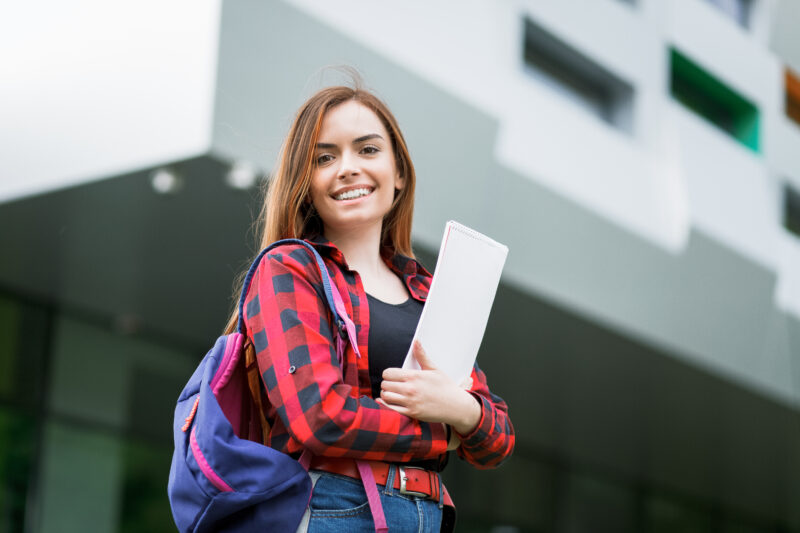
318, 100, 389, 140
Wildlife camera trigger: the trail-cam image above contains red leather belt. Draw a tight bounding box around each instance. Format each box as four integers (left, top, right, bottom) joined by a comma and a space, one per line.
310, 456, 442, 502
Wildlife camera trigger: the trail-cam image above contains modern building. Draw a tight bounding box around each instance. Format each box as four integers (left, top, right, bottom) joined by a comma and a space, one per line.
1, 0, 800, 531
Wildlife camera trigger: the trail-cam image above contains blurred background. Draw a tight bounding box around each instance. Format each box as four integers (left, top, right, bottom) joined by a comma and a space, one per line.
2, 0, 800, 531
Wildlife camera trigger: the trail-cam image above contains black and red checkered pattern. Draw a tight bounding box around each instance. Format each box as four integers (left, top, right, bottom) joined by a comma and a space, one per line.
243, 235, 514, 467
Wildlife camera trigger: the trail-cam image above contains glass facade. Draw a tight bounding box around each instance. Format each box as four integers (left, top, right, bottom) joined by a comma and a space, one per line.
1, 285, 797, 531
0, 290, 195, 533
443, 450, 792, 532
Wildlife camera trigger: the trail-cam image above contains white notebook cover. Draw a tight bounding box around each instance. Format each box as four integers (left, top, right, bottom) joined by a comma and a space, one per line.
402, 221, 508, 382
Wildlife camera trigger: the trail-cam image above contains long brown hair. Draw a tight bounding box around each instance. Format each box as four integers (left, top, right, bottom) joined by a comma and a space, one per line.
223, 86, 417, 334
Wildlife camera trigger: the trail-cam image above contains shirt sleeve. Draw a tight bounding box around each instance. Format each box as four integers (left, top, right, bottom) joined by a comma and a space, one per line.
244, 249, 449, 461
454, 364, 515, 469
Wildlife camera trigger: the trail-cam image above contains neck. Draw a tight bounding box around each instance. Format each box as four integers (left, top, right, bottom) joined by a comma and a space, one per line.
324, 223, 385, 276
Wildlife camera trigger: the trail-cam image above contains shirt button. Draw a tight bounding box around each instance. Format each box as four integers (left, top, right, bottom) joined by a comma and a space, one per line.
288, 365, 297, 374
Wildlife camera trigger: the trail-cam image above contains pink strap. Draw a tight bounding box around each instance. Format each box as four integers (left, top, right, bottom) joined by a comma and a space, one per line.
356, 460, 388, 533
330, 281, 361, 359
329, 275, 385, 531
298, 449, 312, 471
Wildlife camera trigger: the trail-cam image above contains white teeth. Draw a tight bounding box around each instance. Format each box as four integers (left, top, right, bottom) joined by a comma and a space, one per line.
334, 188, 372, 201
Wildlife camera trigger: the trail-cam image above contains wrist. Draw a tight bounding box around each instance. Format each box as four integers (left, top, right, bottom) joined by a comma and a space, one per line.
445, 424, 460, 451
451, 390, 481, 435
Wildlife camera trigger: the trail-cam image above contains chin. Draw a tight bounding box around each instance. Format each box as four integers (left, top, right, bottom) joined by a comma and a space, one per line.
322, 215, 387, 234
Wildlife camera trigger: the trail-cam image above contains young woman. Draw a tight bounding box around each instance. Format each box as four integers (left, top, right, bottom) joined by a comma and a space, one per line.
224, 85, 514, 532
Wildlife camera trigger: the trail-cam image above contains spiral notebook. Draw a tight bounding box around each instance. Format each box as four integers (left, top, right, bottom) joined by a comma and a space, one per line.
402, 221, 508, 382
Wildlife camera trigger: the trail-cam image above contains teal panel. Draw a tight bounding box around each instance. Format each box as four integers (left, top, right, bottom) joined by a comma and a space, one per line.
670, 48, 760, 152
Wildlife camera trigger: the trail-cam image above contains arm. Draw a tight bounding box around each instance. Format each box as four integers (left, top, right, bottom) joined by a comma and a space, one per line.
379, 342, 515, 469
244, 249, 449, 462
454, 364, 515, 469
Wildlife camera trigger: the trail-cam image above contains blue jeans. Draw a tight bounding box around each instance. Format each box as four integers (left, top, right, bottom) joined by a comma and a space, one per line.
305, 465, 443, 532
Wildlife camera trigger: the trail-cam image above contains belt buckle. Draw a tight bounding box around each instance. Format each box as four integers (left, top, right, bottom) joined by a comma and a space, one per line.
397, 466, 430, 498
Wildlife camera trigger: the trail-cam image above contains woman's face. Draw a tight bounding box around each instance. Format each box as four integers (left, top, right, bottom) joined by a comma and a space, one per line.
309, 100, 404, 239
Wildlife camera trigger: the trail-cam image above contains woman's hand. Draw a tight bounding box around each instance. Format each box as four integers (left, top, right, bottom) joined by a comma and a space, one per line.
378, 341, 481, 435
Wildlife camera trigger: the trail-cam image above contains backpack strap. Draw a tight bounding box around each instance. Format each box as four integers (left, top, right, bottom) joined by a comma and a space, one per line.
244, 342, 271, 443
236, 239, 345, 335
357, 462, 389, 533
237, 238, 348, 444
237, 238, 384, 533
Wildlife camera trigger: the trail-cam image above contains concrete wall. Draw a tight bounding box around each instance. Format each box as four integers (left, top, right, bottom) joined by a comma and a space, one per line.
0, 0, 220, 202
210, 0, 800, 408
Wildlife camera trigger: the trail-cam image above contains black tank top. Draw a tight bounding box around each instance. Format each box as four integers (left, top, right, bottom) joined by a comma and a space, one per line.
366, 293, 448, 472
366, 293, 424, 399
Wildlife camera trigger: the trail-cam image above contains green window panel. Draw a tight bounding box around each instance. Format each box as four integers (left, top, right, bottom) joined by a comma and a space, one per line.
670, 48, 760, 152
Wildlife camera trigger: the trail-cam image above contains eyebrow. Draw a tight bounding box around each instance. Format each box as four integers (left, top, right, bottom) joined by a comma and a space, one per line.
316, 133, 384, 149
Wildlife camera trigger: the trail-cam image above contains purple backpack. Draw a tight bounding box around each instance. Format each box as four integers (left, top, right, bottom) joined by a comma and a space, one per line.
168, 240, 388, 532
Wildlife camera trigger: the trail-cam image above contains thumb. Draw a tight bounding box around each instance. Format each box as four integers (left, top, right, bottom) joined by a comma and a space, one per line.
412, 341, 437, 370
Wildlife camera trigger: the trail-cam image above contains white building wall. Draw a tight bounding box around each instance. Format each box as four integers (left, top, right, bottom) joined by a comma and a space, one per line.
2, 0, 799, 406
283, 0, 800, 320
0, 0, 220, 202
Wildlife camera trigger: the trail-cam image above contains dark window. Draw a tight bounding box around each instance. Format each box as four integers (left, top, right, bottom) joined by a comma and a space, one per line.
0, 294, 49, 533
645, 494, 714, 532
0, 409, 36, 532
561, 472, 637, 532
0, 295, 49, 409
522, 17, 635, 133
702, 0, 754, 29
120, 440, 175, 533
784, 184, 800, 239
670, 48, 760, 152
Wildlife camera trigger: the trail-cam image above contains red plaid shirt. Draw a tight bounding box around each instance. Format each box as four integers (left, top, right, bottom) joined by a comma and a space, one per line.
243, 236, 514, 467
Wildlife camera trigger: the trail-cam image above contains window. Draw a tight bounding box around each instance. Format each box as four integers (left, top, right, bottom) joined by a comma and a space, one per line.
0, 409, 36, 532
670, 48, 760, 152
702, 0, 754, 29
645, 494, 714, 532
523, 17, 635, 133
784, 184, 800, 239
0, 294, 49, 532
785, 68, 800, 128
0, 291, 195, 532
120, 440, 175, 533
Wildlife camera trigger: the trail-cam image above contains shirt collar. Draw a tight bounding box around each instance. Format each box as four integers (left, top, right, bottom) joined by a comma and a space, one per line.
304, 234, 432, 299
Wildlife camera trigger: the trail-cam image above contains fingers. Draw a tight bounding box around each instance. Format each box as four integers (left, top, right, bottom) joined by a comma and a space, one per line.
382, 367, 412, 381
379, 389, 409, 406
375, 397, 407, 415
382, 342, 437, 380
376, 394, 411, 415
412, 340, 437, 370
380, 380, 411, 394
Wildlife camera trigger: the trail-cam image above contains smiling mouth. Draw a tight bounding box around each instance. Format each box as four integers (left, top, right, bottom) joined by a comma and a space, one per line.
332, 187, 374, 201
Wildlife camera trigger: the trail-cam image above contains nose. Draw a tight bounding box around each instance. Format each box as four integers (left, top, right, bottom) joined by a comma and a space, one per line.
336, 150, 360, 179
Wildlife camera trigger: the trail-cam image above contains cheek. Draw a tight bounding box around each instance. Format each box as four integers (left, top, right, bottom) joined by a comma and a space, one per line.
380, 187, 397, 207
309, 175, 328, 204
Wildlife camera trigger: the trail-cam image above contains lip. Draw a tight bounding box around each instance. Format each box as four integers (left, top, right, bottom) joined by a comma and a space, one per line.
330, 185, 375, 201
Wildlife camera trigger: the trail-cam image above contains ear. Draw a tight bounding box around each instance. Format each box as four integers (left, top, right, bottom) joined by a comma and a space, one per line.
394, 171, 405, 191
